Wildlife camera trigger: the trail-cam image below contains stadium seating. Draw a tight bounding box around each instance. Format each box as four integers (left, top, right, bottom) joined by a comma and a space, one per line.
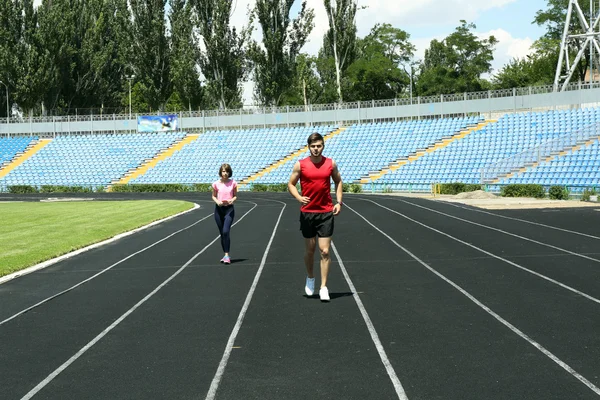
0, 136, 38, 166
130, 126, 335, 185
378, 108, 600, 191
0, 132, 184, 187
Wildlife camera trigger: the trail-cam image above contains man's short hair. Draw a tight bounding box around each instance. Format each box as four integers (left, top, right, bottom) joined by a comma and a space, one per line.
307, 132, 324, 145
219, 163, 233, 177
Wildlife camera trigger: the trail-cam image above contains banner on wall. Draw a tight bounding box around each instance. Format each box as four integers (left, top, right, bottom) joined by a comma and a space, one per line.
137, 114, 178, 132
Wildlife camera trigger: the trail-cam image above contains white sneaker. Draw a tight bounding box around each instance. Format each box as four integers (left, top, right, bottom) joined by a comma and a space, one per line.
319, 287, 330, 302
305, 277, 315, 296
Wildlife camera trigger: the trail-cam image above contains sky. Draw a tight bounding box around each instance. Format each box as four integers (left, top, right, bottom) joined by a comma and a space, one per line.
231, 0, 551, 104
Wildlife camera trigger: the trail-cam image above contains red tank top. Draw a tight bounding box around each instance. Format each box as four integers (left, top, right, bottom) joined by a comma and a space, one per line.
299, 156, 333, 213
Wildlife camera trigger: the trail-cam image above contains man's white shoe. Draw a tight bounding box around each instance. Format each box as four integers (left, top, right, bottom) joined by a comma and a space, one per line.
319, 286, 330, 302
305, 277, 315, 296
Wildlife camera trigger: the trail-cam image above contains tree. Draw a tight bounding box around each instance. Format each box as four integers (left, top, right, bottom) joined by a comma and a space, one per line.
249, 0, 314, 106
345, 24, 415, 100
493, 39, 557, 89
130, 0, 171, 111
195, 0, 248, 109
323, 0, 358, 103
169, 0, 202, 111
417, 21, 497, 96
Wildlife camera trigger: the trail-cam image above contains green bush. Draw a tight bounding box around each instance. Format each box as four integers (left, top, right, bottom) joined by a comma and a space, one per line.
40, 185, 93, 194
382, 186, 393, 193
191, 183, 212, 192
439, 182, 482, 195
501, 184, 545, 198
342, 183, 349, 192
250, 183, 268, 192
582, 188, 597, 202
548, 185, 569, 200
111, 184, 190, 193
95, 185, 106, 193
349, 183, 363, 193
8, 185, 38, 194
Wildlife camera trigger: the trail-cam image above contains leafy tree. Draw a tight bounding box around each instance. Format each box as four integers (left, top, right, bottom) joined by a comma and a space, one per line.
249, 0, 314, 106
195, 0, 248, 109
417, 21, 497, 96
169, 0, 202, 111
323, 0, 358, 103
130, 0, 171, 111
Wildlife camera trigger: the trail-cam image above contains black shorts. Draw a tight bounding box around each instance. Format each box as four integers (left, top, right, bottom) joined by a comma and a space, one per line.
299, 211, 334, 238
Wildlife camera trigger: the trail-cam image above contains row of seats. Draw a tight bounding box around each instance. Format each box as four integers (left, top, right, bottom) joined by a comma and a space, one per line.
0, 109, 598, 189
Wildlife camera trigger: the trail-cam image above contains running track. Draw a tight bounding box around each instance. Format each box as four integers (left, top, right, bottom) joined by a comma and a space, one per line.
1, 192, 600, 399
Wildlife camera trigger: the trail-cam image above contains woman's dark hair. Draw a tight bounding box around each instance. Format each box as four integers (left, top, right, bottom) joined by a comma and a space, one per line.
219, 163, 233, 178
307, 132, 324, 145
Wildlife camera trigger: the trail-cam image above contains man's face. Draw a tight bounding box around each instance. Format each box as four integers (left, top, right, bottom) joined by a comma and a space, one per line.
309, 141, 324, 157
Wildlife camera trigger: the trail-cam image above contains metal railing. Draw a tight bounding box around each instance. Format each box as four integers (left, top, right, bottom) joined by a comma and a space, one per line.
480, 122, 600, 183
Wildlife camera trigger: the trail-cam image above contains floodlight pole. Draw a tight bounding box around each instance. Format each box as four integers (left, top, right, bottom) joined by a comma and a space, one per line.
0, 80, 8, 124
554, 0, 600, 91
126, 75, 135, 120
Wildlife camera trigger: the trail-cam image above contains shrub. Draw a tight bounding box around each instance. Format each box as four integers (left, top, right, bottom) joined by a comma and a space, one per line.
111, 184, 190, 193
501, 184, 545, 198
8, 185, 38, 194
250, 183, 268, 192
349, 183, 363, 193
582, 188, 597, 202
439, 182, 482, 195
548, 185, 569, 200
191, 183, 212, 192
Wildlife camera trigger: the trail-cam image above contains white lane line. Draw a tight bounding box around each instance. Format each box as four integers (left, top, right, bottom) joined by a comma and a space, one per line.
205, 201, 286, 400
19, 202, 259, 400
358, 198, 600, 306
394, 198, 600, 264
436, 200, 600, 240
331, 242, 409, 400
346, 203, 600, 397
0, 203, 202, 285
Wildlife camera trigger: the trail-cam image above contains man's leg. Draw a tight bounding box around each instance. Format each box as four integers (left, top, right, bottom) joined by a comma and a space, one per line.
317, 236, 332, 288
304, 237, 316, 278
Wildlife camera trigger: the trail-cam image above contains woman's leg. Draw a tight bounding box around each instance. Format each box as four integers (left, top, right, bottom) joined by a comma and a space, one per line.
214, 206, 226, 252
221, 207, 235, 254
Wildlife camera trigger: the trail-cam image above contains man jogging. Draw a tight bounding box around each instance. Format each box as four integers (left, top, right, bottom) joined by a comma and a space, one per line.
288, 132, 343, 302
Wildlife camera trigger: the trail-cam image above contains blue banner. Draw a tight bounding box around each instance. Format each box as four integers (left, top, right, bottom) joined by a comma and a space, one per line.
137, 114, 178, 132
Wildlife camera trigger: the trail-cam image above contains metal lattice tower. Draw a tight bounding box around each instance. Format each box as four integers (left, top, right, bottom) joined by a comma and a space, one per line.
554, 0, 600, 91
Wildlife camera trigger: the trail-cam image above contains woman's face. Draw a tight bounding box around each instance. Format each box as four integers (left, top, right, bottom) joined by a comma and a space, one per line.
220, 169, 229, 179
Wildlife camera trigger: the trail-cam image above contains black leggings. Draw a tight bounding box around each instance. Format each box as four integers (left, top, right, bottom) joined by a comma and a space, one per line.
214, 205, 235, 253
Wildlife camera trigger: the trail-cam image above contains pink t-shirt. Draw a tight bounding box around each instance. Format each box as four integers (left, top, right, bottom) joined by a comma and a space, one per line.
212, 179, 237, 202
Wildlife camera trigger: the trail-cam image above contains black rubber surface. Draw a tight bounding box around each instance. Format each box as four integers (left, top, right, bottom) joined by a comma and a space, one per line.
1, 192, 599, 400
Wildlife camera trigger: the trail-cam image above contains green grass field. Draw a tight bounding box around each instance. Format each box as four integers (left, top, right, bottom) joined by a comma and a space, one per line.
0, 200, 194, 277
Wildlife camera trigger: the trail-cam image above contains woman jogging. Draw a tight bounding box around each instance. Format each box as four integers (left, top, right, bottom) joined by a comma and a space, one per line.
212, 163, 238, 264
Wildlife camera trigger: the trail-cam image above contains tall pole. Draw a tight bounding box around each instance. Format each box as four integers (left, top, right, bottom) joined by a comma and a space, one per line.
0, 80, 8, 124
126, 74, 135, 120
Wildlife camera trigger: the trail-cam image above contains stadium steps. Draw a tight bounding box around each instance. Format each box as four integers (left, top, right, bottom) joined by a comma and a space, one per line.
0, 138, 52, 179
359, 120, 495, 184
238, 127, 346, 186
108, 133, 200, 188
492, 135, 600, 183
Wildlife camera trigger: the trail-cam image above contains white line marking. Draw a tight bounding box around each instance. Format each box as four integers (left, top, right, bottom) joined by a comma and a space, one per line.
437, 200, 600, 240
205, 201, 286, 400
19, 202, 259, 400
331, 242, 409, 400
357, 199, 600, 306
393, 198, 600, 264
346, 203, 600, 396
0, 203, 202, 285
1, 203, 258, 327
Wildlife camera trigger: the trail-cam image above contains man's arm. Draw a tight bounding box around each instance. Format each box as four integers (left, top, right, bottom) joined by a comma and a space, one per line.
288, 161, 310, 205
332, 160, 343, 215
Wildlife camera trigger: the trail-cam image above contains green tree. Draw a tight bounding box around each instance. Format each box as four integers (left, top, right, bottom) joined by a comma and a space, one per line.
249, 0, 314, 106
130, 0, 171, 111
195, 0, 248, 109
169, 0, 202, 111
323, 0, 358, 103
417, 21, 497, 96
